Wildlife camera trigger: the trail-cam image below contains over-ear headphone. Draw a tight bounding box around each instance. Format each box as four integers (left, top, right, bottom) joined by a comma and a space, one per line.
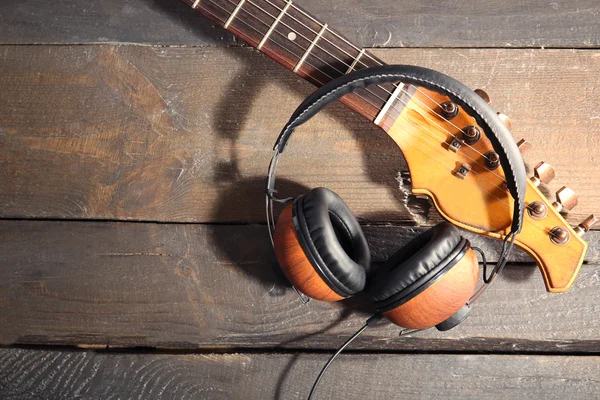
266, 65, 526, 332
274, 190, 478, 330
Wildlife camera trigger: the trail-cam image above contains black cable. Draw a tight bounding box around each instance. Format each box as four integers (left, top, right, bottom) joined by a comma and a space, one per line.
482, 231, 516, 284
307, 314, 383, 400
471, 246, 488, 280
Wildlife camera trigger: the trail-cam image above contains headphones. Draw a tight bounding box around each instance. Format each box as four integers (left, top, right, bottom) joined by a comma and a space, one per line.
266, 65, 526, 332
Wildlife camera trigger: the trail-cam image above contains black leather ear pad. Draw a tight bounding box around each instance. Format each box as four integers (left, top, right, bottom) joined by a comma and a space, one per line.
292, 188, 371, 297
366, 223, 469, 312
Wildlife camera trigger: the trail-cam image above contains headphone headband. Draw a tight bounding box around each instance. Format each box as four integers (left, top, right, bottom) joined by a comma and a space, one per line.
270, 65, 526, 234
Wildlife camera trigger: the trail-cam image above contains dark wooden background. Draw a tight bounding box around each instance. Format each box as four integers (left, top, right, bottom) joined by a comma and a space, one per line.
1, 0, 600, 398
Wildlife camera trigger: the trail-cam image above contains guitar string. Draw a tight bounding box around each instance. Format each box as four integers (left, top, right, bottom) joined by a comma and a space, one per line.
205, 0, 508, 182
196, 2, 574, 245
244, 0, 495, 163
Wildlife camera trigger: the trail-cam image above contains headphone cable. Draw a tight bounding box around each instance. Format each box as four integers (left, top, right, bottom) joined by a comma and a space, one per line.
307, 313, 383, 400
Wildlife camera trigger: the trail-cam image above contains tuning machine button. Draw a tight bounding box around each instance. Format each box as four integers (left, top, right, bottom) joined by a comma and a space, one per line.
530, 161, 555, 187
574, 215, 599, 236
497, 113, 512, 130
474, 89, 491, 104
552, 186, 578, 213
517, 139, 532, 155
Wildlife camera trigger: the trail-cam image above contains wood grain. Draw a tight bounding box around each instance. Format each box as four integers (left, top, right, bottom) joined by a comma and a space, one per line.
2, 220, 600, 352
2, 349, 600, 400
274, 205, 345, 302
1, 0, 600, 48
1, 45, 599, 226
384, 248, 479, 329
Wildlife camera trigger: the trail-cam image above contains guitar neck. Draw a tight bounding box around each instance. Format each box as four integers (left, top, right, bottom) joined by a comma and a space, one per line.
182, 0, 408, 130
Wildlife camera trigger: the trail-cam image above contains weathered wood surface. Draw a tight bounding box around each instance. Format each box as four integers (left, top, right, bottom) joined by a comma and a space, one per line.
1, 45, 598, 225
2, 1, 599, 397
2, 349, 600, 400
2, 220, 600, 352
1, 0, 600, 48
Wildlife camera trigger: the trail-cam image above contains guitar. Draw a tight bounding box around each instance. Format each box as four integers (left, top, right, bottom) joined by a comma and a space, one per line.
181, 0, 595, 292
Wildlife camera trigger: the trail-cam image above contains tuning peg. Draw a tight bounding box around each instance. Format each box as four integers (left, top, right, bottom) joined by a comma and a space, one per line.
497, 113, 512, 130
531, 161, 555, 187
552, 186, 578, 213
574, 215, 599, 236
517, 139, 532, 155
474, 89, 491, 104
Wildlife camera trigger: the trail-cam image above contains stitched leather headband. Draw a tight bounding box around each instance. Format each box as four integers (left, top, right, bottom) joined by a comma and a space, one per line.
273, 65, 526, 233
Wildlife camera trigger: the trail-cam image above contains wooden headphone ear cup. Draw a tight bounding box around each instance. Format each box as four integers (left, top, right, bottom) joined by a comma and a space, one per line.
383, 248, 479, 329
273, 204, 344, 301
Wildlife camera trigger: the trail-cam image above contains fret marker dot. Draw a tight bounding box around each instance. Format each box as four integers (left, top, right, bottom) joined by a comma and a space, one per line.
288, 32, 297, 41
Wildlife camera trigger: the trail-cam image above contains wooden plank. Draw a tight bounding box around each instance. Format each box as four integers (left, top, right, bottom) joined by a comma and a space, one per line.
2, 220, 600, 352
1, 45, 599, 225
1, 0, 600, 48
2, 349, 600, 399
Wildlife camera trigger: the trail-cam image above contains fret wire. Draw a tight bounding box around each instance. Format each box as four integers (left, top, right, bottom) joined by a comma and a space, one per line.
346, 49, 365, 74
261, 1, 442, 131
192, 0, 201, 8
294, 23, 327, 72
224, 0, 248, 28
286, 1, 372, 60
257, 0, 292, 49
193, 1, 500, 181
270, 1, 400, 87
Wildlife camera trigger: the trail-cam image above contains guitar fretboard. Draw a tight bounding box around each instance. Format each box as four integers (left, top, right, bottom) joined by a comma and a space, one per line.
182, 0, 411, 130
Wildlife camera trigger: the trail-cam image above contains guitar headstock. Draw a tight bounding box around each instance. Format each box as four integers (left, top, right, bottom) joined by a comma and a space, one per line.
384, 85, 594, 292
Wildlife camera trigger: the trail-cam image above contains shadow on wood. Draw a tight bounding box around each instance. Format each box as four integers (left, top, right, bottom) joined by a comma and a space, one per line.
147, 0, 237, 43
152, 0, 429, 225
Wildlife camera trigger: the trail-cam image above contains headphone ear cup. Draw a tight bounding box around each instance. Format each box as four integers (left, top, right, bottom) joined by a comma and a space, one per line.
273, 188, 371, 301
274, 204, 344, 301
366, 223, 479, 329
